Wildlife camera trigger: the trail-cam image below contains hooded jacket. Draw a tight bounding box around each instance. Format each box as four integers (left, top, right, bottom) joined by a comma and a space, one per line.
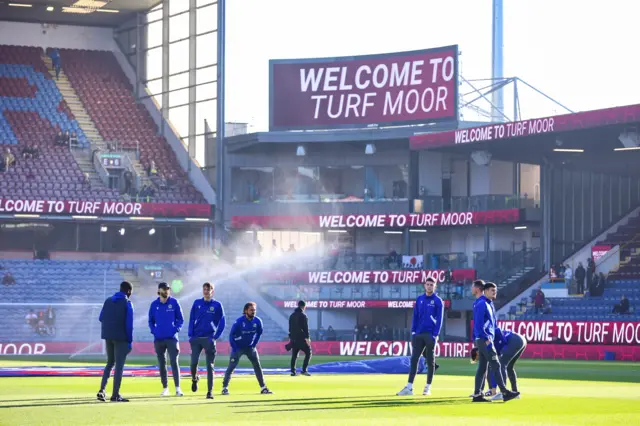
473, 295, 497, 341
99, 291, 134, 343
148, 296, 184, 341
288, 307, 310, 342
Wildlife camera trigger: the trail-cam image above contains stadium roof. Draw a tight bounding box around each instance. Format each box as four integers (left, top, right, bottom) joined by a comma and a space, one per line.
225, 120, 488, 153
410, 103, 640, 176
0, 0, 161, 27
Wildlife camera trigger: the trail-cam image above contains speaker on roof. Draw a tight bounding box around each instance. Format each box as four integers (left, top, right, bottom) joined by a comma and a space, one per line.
471, 150, 492, 166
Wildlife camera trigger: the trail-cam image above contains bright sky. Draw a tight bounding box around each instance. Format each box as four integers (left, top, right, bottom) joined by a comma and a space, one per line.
224, 0, 640, 132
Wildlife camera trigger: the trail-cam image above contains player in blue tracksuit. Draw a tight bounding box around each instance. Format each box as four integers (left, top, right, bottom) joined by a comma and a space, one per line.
188, 282, 225, 399
472, 281, 519, 402
487, 327, 527, 396
221, 302, 273, 395
97, 281, 134, 403
148, 282, 184, 396
397, 277, 443, 397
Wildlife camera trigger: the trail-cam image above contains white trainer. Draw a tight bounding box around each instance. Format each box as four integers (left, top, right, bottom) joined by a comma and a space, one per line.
423, 385, 431, 396
160, 388, 170, 397
396, 386, 413, 396
176, 388, 184, 397
490, 393, 503, 401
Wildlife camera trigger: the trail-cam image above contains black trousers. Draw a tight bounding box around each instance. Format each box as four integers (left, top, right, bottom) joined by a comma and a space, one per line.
290, 340, 312, 373
474, 338, 507, 395
408, 333, 436, 385
190, 338, 217, 392
100, 340, 130, 396
154, 339, 181, 389
223, 347, 265, 388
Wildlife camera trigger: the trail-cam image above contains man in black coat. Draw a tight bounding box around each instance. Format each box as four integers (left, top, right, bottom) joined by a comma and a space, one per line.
288, 300, 312, 376
575, 263, 586, 295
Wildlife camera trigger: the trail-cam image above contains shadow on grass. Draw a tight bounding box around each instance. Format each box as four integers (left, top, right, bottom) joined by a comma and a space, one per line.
233, 397, 470, 414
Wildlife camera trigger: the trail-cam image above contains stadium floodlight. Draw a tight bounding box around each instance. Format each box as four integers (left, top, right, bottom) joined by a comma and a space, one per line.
553, 148, 584, 153
327, 230, 347, 233
514, 226, 527, 230
46, 6, 54, 11
8, 3, 33, 7
118, 228, 125, 236
384, 231, 403, 234
409, 229, 427, 233
296, 145, 306, 157
100, 226, 108, 232
365, 143, 376, 155
614, 146, 640, 151
149, 228, 156, 236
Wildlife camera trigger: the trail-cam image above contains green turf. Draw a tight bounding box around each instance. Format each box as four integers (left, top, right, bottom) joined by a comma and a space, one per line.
0, 357, 639, 426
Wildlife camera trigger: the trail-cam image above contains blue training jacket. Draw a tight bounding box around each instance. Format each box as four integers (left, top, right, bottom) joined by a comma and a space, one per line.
188, 298, 226, 340
473, 295, 497, 341
493, 327, 513, 355
99, 291, 134, 343
148, 296, 184, 341
229, 315, 263, 351
411, 293, 444, 337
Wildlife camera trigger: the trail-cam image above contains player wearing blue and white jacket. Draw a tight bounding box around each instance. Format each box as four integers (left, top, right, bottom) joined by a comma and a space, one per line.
471, 281, 519, 403
148, 282, 185, 396
397, 277, 444, 397
487, 327, 527, 396
221, 302, 272, 395
187, 282, 225, 400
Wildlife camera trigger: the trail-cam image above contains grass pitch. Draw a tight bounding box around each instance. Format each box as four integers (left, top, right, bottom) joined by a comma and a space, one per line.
0, 356, 639, 426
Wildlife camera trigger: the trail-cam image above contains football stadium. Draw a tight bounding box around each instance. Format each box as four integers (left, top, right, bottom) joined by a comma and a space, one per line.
1, 1, 640, 425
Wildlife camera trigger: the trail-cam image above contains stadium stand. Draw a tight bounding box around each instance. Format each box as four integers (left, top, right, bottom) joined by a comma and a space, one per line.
58, 48, 205, 204
0, 259, 285, 343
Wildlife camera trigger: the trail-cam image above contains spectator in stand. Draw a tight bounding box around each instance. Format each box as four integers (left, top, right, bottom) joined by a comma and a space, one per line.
326, 326, 337, 341
587, 257, 596, 275
148, 160, 158, 176
534, 288, 545, 314
166, 174, 176, 188
613, 296, 630, 314
64, 130, 71, 147
45, 306, 56, 335
317, 326, 326, 341
4, 148, 15, 171
353, 325, 360, 341
592, 272, 607, 297
55, 130, 66, 146
49, 48, 62, 80
25, 309, 38, 331
564, 264, 573, 291
362, 325, 370, 340
0, 150, 5, 172
2, 271, 15, 286
22, 144, 33, 159
69, 132, 78, 147
123, 170, 133, 195
575, 262, 586, 295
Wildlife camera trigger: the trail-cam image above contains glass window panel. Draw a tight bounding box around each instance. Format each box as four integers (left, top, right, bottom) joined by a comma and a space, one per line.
195, 134, 205, 166
196, 4, 217, 34
169, 105, 190, 139
169, 40, 189, 74
169, 72, 190, 107
169, 12, 189, 42
170, 0, 189, 14
197, 0, 216, 7
145, 47, 163, 81
196, 67, 216, 101
232, 167, 274, 203
196, 32, 217, 68
147, 79, 163, 108
147, 6, 162, 21
196, 100, 216, 136
147, 20, 163, 49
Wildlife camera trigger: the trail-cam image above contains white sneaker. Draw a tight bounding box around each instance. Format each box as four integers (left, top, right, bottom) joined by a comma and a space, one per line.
423, 385, 431, 396
396, 386, 413, 396
490, 393, 503, 401
176, 388, 184, 397
515, 394, 521, 399
160, 388, 169, 397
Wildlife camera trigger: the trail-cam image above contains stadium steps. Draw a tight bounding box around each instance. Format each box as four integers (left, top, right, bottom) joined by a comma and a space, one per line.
118, 269, 141, 290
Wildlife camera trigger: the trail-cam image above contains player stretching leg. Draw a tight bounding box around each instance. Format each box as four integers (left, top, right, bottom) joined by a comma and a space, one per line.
221, 302, 273, 395
486, 327, 527, 400
188, 282, 226, 399
397, 277, 443, 396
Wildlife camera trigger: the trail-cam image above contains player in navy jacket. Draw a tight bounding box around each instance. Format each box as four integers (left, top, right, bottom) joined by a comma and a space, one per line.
486, 327, 527, 397
221, 302, 273, 395
397, 277, 443, 397
187, 282, 225, 399
471, 281, 519, 403
148, 282, 184, 396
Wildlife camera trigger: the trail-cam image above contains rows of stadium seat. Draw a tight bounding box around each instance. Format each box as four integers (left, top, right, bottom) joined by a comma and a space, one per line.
0, 259, 286, 342
59, 48, 206, 204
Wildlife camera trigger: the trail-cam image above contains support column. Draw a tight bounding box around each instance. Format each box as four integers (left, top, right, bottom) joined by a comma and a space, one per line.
540, 163, 552, 271
187, 0, 197, 166
215, 0, 226, 244
484, 226, 490, 256
135, 12, 144, 101
403, 228, 410, 255
161, 0, 170, 137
